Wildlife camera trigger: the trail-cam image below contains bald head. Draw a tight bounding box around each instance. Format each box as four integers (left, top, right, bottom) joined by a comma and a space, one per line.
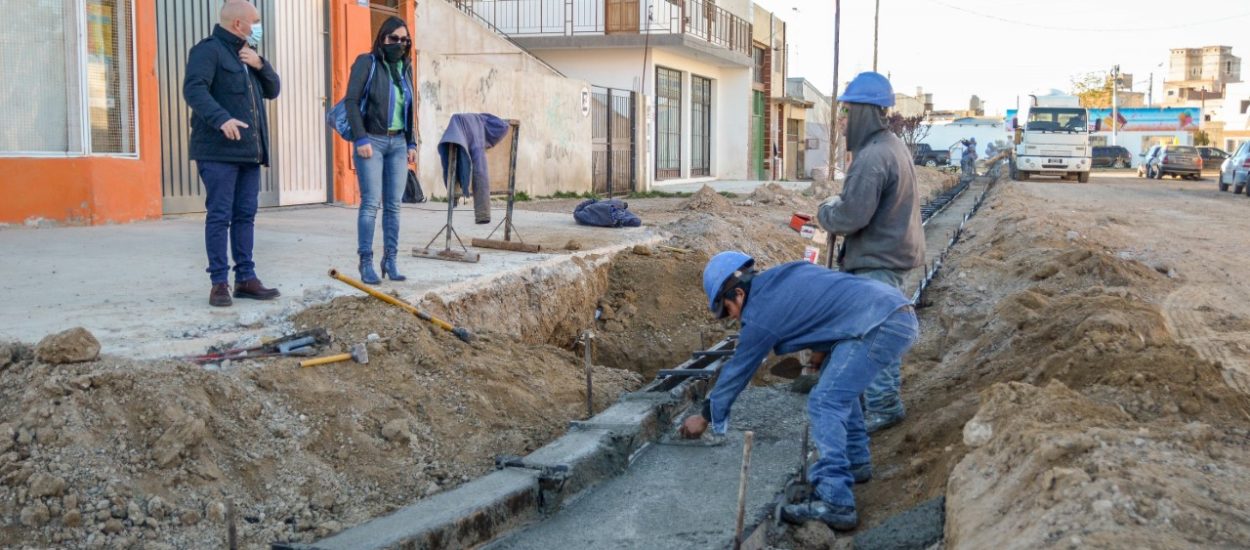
221, 1, 260, 40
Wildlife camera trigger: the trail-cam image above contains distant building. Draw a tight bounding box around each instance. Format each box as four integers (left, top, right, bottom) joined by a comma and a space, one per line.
893, 87, 932, 118
786, 77, 831, 179
1164, 46, 1241, 108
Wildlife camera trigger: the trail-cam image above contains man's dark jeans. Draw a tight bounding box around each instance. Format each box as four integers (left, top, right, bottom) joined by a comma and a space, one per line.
199, 161, 260, 285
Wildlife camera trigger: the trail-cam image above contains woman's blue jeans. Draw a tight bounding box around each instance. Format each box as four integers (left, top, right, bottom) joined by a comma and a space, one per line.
355, 134, 408, 255
808, 306, 919, 509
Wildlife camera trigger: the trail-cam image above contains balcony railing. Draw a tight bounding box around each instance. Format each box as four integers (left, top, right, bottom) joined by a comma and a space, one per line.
448, 0, 751, 56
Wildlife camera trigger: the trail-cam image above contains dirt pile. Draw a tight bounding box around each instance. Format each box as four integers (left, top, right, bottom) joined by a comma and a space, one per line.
35, 327, 100, 365
679, 185, 733, 211
913, 165, 957, 203
856, 183, 1250, 546
743, 183, 804, 208
0, 297, 641, 549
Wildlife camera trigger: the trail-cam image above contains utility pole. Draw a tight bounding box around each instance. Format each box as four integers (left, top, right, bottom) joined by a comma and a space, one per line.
873, 0, 880, 71
1112, 64, 1119, 146
825, 0, 841, 270
1148, 72, 1154, 107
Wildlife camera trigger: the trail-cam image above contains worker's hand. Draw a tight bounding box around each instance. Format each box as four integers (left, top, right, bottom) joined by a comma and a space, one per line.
407, 148, 417, 165
679, 415, 709, 439
821, 196, 843, 210
220, 119, 249, 141
357, 143, 374, 159
239, 47, 263, 70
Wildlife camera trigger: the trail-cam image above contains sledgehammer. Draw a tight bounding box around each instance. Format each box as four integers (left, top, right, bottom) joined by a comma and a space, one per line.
299, 343, 368, 368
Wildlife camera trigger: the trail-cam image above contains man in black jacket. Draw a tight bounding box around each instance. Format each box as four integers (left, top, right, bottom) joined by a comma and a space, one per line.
184, 0, 281, 307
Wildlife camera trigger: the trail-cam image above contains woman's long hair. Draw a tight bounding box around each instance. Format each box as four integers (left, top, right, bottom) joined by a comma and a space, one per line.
371, 16, 411, 63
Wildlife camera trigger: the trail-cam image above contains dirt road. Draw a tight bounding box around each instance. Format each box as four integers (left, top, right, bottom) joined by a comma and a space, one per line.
1022, 171, 1250, 393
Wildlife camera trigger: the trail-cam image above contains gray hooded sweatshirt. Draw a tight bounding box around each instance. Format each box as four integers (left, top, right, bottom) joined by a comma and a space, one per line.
817, 103, 925, 272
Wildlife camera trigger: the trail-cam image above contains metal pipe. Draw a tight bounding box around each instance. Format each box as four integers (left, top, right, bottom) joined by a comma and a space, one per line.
582, 331, 595, 419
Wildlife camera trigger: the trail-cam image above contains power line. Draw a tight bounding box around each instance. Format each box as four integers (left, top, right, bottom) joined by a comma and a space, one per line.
929, 0, 1250, 32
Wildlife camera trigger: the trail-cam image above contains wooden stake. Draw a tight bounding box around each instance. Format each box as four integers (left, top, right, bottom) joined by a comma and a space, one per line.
734, 431, 756, 550
582, 331, 595, 419
227, 499, 238, 550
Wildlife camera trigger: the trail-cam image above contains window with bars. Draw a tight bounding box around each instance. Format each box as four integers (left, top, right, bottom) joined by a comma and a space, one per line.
656, 66, 682, 180
1, 0, 137, 156
752, 46, 765, 85
691, 75, 712, 177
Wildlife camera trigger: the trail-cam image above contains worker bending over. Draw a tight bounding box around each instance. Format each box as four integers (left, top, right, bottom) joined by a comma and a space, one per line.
680, 251, 918, 531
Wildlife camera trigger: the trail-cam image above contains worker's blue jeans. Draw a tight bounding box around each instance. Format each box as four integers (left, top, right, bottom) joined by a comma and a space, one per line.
199, 161, 260, 285
355, 134, 409, 255
849, 268, 911, 418
809, 306, 918, 508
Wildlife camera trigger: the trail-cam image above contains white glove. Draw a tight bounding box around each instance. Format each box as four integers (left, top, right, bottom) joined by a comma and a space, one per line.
821, 195, 843, 210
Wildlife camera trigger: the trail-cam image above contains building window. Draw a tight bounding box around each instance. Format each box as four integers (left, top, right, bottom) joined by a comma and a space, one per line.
656, 67, 682, 180
691, 75, 712, 177
1228, 61, 1233, 75
753, 46, 765, 85
1, 0, 137, 156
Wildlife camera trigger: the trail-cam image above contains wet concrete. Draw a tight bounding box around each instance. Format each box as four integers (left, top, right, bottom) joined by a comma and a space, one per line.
486, 386, 807, 550
853, 497, 945, 550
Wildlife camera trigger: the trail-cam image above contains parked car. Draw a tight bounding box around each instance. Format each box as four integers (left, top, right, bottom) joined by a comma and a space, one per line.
1092, 145, 1132, 168
1197, 146, 1230, 173
910, 143, 950, 167
1137, 144, 1203, 180
1217, 142, 1250, 193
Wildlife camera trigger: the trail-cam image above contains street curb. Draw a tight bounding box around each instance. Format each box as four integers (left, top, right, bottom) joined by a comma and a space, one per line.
287, 374, 708, 549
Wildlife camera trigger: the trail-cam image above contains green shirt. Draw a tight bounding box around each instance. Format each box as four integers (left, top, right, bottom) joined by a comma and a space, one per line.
384, 60, 405, 131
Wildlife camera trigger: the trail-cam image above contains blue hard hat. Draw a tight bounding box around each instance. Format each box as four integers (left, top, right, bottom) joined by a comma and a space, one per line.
703, 251, 755, 317
838, 72, 895, 108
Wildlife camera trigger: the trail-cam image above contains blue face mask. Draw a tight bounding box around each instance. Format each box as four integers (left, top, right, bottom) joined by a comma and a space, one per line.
248, 22, 263, 47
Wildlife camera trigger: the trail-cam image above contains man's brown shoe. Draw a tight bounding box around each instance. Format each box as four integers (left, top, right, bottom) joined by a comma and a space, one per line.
233, 278, 281, 300
210, 283, 233, 307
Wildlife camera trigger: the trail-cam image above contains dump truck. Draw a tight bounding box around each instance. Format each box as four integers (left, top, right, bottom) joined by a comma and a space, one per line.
1010, 93, 1097, 183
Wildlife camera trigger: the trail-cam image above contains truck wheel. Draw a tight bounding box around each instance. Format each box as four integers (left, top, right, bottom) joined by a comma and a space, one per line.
1219, 181, 1230, 192
1018, 171, 1030, 181
1078, 171, 1090, 183
925, 159, 937, 167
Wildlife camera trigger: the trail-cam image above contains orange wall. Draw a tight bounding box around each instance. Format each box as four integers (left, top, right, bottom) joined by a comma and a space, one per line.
330, 0, 417, 205
0, 1, 161, 226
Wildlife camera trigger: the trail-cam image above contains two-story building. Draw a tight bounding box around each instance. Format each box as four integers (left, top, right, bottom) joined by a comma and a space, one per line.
461, 0, 756, 187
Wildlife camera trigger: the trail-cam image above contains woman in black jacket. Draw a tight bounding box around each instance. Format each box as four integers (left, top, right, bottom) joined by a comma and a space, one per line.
344, 16, 416, 284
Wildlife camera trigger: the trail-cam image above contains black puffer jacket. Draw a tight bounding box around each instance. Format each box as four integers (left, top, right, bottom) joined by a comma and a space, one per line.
183, 25, 281, 165
343, 52, 415, 148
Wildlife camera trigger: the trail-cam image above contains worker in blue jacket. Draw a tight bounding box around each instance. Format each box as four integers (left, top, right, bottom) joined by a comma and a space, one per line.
679, 251, 918, 531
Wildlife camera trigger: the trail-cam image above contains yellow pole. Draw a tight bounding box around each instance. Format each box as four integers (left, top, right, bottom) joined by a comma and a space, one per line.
328, 269, 456, 332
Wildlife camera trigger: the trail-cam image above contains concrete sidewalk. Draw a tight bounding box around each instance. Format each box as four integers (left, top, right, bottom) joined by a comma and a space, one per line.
0, 202, 656, 358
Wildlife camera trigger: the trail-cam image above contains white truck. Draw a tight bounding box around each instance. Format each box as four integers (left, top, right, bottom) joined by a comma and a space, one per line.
1011, 93, 1097, 183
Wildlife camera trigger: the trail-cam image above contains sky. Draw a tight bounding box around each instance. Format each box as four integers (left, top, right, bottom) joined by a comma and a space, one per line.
754, 0, 1250, 115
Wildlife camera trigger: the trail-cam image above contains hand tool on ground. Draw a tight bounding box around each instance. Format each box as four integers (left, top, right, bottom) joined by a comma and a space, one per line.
472, 121, 541, 254
184, 329, 328, 364
300, 343, 368, 368
733, 431, 756, 550
328, 269, 475, 343
413, 145, 481, 263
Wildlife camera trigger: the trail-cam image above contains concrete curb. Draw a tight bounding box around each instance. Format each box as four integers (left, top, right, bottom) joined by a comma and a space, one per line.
284, 372, 710, 549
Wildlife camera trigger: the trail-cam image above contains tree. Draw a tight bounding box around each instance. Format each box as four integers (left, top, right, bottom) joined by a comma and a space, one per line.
1193, 130, 1211, 146
886, 113, 932, 147
1071, 71, 1114, 108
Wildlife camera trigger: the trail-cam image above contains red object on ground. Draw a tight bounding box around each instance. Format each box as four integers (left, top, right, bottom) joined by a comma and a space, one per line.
789, 213, 813, 232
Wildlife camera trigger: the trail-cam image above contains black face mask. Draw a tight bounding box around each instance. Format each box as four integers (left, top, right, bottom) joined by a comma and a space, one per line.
382, 44, 407, 62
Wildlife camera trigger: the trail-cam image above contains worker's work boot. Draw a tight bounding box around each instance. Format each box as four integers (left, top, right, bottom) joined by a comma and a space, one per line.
234, 278, 281, 300
781, 500, 859, 532
209, 283, 233, 307
359, 252, 381, 285
865, 410, 906, 434
381, 248, 407, 281
850, 462, 873, 484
